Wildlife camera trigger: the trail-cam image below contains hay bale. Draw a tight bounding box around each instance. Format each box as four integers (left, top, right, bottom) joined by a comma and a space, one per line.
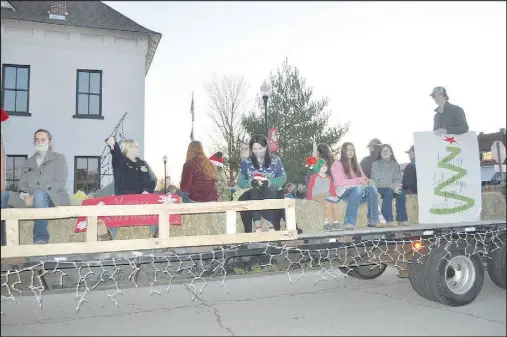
17, 192, 506, 244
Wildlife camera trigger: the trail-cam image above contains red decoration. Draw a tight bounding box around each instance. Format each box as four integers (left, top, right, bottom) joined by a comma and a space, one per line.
444, 136, 457, 144
74, 194, 182, 233
306, 157, 318, 167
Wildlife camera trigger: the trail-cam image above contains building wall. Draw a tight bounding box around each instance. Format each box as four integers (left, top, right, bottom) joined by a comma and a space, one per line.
1, 19, 148, 194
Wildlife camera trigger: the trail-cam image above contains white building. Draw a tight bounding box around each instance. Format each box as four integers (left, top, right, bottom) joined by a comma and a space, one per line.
1, 1, 161, 195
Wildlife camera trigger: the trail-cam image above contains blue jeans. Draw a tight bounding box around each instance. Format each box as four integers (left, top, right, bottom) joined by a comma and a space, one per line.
181, 192, 196, 204
339, 185, 379, 227
377, 187, 408, 223
1, 190, 54, 244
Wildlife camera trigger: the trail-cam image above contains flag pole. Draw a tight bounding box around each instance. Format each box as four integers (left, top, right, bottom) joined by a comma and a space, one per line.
190, 91, 195, 142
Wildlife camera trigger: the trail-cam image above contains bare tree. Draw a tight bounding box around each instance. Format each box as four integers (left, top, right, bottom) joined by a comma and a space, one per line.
205, 75, 249, 185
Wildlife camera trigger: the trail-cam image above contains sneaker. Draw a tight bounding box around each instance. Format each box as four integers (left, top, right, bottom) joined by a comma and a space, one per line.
397, 221, 408, 227
323, 222, 332, 231
343, 223, 355, 230
331, 222, 343, 231
386, 222, 399, 227
325, 196, 340, 203
33, 240, 48, 245
255, 225, 263, 233
267, 226, 275, 232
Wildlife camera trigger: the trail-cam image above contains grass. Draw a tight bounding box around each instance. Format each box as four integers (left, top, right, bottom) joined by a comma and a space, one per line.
16, 192, 507, 245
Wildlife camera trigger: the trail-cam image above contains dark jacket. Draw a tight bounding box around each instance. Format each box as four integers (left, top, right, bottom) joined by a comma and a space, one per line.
360, 151, 380, 179
111, 142, 156, 196
180, 157, 218, 202
402, 159, 417, 194
433, 101, 469, 135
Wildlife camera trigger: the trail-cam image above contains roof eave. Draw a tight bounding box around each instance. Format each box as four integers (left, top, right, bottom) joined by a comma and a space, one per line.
145, 32, 162, 76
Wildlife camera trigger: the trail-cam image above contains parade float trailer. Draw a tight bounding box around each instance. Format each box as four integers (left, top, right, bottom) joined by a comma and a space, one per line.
1, 132, 505, 311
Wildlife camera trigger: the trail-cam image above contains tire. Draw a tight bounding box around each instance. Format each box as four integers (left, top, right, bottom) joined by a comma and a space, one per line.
487, 233, 506, 289
426, 241, 484, 307
409, 246, 438, 302
339, 264, 387, 280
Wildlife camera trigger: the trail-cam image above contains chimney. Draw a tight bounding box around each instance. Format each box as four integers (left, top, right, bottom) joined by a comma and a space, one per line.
49, 1, 67, 20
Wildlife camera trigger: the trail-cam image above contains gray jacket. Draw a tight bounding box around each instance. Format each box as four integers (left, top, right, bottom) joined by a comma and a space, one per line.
371, 159, 402, 190
433, 101, 469, 135
18, 149, 70, 206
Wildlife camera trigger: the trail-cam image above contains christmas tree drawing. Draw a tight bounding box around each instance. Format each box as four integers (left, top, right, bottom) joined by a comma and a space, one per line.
430, 136, 475, 215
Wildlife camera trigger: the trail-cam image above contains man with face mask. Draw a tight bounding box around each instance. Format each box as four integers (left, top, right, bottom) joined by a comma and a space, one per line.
431, 86, 469, 136
1, 129, 70, 245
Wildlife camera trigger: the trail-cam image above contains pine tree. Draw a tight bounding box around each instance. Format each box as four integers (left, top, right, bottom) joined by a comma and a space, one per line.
242, 58, 349, 184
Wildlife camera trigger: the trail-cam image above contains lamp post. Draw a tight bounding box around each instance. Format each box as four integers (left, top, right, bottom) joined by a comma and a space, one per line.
260, 80, 271, 136
163, 155, 168, 194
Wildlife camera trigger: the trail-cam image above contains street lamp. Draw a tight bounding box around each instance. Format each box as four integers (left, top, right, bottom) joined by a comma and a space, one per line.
163, 155, 168, 194
260, 80, 271, 136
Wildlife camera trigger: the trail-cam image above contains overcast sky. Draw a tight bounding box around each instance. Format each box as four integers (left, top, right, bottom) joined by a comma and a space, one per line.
105, 1, 506, 184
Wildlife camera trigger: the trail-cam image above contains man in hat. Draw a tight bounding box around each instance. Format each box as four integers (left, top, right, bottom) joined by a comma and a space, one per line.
360, 138, 382, 179
431, 86, 469, 136
402, 145, 417, 194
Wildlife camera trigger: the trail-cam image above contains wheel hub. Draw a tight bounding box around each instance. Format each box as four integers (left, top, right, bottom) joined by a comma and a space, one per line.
445, 255, 476, 295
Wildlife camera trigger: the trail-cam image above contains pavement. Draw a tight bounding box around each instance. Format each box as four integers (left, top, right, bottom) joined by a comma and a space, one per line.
1, 268, 506, 336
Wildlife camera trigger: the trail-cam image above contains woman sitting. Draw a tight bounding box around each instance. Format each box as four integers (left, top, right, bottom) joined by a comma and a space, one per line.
106, 136, 157, 239
237, 134, 287, 233
371, 144, 408, 226
180, 141, 218, 203
331, 142, 380, 230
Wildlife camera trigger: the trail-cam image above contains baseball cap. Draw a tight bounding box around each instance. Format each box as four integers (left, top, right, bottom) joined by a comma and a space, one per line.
430, 86, 447, 97
405, 145, 415, 153
367, 138, 382, 147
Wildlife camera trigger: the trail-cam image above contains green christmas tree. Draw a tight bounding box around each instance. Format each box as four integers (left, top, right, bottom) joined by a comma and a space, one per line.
430, 146, 475, 215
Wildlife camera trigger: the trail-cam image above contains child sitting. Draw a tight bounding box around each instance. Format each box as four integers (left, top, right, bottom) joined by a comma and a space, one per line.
306, 157, 342, 231
284, 183, 296, 199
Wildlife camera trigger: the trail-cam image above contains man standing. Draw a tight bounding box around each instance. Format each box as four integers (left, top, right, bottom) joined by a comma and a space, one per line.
402, 145, 417, 194
1, 129, 70, 244
431, 86, 469, 136
360, 138, 382, 179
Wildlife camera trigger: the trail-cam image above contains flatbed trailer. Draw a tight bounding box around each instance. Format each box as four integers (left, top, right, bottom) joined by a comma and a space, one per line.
2, 216, 505, 309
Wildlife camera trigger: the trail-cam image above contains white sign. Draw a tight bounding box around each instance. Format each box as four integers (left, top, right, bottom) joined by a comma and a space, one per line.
491, 141, 506, 164
414, 131, 482, 224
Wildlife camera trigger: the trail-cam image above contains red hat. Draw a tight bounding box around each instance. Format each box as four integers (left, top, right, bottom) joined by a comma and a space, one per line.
209, 152, 224, 167
253, 172, 267, 180
1, 108, 8, 122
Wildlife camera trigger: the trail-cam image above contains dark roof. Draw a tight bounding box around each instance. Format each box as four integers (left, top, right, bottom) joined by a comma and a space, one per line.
1, 1, 160, 35
1, 1, 162, 74
478, 129, 506, 152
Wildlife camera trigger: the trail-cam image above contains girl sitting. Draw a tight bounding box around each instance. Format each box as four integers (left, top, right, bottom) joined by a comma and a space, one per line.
306, 157, 341, 231
331, 142, 380, 230
237, 134, 287, 233
371, 144, 408, 226
180, 141, 219, 203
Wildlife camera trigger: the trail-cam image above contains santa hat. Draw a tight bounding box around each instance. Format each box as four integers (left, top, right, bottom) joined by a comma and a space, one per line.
1, 108, 8, 123
209, 152, 224, 167
253, 172, 267, 180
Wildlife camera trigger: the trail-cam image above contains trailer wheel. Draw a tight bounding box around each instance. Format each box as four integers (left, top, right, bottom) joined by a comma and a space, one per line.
487, 233, 506, 289
339, 264, 387, 280
426, 242, 484, 307
409, 250, 438, 302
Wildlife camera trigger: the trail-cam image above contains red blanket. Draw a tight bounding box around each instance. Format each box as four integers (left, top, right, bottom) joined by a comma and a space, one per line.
74, 194, 182, 233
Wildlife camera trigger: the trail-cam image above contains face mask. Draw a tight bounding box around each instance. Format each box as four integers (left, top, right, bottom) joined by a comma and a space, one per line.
35, 144, 49, 153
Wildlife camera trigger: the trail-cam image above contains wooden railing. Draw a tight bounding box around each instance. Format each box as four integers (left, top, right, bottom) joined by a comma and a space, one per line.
0, 199, 297, 259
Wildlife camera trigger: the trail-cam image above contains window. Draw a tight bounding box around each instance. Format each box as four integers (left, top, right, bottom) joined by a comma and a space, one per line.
1, 64, 30, 116
75, 70, 103, 119
74, 156, 101, 194
5, 155, 27, 192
